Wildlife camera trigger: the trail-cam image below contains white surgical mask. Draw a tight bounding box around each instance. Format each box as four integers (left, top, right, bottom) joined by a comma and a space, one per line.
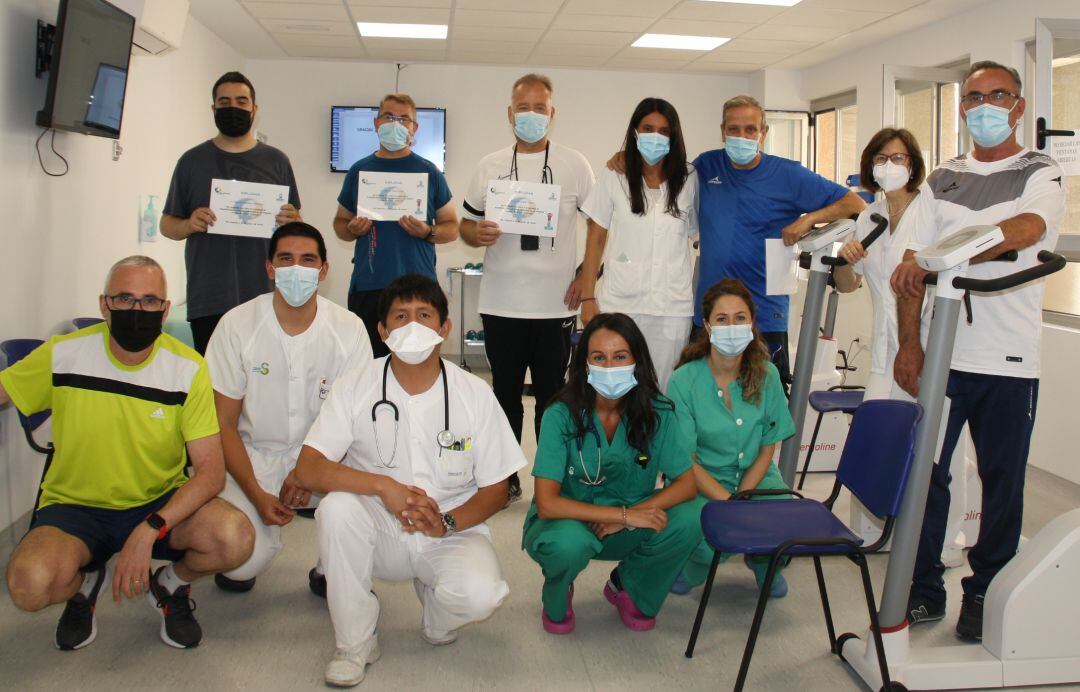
274, 265, 320, 308
384, 321, 444, 365
872, 161, 910, 194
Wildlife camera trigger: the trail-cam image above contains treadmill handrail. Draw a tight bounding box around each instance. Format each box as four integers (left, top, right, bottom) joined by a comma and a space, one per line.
821, 213, 889, 267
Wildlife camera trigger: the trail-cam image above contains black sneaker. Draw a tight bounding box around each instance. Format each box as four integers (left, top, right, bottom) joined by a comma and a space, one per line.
296, 508, 317, 519
907, 592, 946, 625
55, 566, 107, 650
214, 573, 255, 593
956, 593, 984, 641
147, 566, 202, 649
309, 568, 327, 598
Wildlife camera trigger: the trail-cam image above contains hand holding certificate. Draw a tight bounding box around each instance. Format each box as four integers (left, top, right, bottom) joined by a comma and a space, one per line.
487, 180, 561, 237
209, 178, 291, 239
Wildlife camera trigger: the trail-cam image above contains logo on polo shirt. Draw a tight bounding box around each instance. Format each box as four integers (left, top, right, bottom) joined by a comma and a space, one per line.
707, 176, 722, 185
150, 407, 165, 420
252, 362, 270, 375
942, 181, 960, 193
1052, 176, 1062, 187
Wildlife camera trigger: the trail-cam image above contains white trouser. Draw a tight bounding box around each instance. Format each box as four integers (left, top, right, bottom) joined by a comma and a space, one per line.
316, 491, 510, 650
626, 313, 692, 393
219, 448, 320, 581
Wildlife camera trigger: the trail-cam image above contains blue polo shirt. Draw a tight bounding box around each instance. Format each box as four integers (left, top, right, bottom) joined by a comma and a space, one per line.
337, 152, 453, 292
693, 150, 848, 332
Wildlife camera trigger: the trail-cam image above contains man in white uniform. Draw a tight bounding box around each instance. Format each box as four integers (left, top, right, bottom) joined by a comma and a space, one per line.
206, 222, 371, 595
892, 61, 1067, 641
295, 274, 525, 687
459, 73, 595, 500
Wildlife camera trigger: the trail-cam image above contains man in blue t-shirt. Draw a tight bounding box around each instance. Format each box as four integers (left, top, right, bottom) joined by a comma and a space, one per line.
694, 95, 865, 386
333, 93, 458, 357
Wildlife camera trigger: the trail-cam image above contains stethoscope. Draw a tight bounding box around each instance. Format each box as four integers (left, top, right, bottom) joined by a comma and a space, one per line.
572, 419, 652, 486
371, 358, 453, 468
509, 141, 556, 251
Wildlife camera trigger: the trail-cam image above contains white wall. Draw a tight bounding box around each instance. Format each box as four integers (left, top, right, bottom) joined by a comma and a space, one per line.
0, 3, 245, 534
243, 59, 749, 352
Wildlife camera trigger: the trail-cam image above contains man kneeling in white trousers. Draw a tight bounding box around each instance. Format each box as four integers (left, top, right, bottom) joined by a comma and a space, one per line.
295, 274, 526, 688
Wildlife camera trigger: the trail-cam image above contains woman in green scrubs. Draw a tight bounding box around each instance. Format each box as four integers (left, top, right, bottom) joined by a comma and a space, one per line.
522, 313, 699, 635
667, 279, 797, 597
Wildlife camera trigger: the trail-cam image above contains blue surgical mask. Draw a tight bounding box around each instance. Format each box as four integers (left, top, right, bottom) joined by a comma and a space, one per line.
725, 136, 760, 166
965, 103, 1017, 148
275, 264, 320, 307
710, 324, 754, 357
514, 112, 549, 144
636, 132, 670, 165
378, 121, 410, 152
587, 363, 638, 400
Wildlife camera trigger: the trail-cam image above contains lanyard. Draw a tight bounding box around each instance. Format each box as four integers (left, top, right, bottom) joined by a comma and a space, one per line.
510, 142, 554, 251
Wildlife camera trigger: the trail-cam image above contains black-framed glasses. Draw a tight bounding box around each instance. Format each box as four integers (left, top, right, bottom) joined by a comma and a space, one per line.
872, 153, 911, 166
961, 90, 1019, 108
105, 294, 166, 311
378, 113, 415, 126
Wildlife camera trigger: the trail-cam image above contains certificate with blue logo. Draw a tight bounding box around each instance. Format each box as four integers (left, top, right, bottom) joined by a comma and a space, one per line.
487, 179, 561, 237
209, 178, 289, 238
357, 172, 428, 221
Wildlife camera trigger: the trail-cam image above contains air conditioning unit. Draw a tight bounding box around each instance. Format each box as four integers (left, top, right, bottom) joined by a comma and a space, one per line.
111, 0, 189, 56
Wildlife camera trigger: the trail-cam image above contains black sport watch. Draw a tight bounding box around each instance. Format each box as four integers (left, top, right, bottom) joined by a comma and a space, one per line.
441, 512, 457, 537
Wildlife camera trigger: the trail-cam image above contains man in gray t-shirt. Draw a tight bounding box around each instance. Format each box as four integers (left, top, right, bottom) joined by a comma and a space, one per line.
162, 71, 301, 354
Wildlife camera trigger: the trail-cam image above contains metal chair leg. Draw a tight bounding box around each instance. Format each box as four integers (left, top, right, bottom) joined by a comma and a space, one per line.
797, 412, 825, 490
685, 551, 722, 658
853, 552, 895, 690
813, 556, 838, 652
734, 553, 779, 692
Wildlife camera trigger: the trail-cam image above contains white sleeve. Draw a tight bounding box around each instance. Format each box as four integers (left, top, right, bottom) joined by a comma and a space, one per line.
204, 312, 245, 400
576, 153, 596, 213
685, 169, 700, 238
339, 315, 374, 377
851, 206, 879, 276
303, 366, 359, 462
907, 181, 939, 252
462, 160, 489, 221
470, 381, 528, 488
1018, 161, 1067, 239
580, 168, 616, 229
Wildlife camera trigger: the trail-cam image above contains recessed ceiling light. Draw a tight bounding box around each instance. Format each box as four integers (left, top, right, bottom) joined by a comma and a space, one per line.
632, 33, 730, 50
699, 0, 803, 6
356, 22, 448, 40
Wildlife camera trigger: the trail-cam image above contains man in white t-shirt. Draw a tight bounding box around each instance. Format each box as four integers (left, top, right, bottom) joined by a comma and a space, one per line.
459, 73, 595, 500
206, 222, 372, 595
294, 274, 526, 688
891, 61, 1067, 642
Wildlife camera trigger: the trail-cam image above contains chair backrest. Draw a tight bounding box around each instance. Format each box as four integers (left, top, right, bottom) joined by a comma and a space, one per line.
72, 317, 104, 330
836, 399, 923, 519
1, 338, 51, 432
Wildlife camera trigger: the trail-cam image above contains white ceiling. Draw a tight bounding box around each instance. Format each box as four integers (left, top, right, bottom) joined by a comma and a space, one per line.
188, 0, 992, 74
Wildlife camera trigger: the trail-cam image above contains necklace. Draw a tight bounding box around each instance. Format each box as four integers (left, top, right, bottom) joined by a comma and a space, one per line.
887, 190, 917, 221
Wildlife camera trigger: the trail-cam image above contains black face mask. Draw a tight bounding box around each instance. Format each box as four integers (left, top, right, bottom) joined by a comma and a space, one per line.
214, 106, 253, 138
108, 309, 165, 353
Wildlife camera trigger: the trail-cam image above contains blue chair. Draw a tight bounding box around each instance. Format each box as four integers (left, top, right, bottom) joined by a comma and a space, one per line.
1, 339, 54, 521
846, 173, 875, 205
684, 399, 922, 692
797, 385, 865, 490
71, 317, 104, 330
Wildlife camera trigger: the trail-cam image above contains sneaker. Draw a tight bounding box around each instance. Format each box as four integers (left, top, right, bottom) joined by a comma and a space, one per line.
324, 637, 382, 688
956, 593, 984, 641
309, 568, 327, 599
413, 579, 457, 645
669, 573, 693, 596
941, 545, 965, 569
907, 592, 946, 626
603, 569, 655, 631
745, 556, 788, 598
55, 566, 108, 650
296, 507, 317, 519
214, 573, 255, 593
146, 566, 202, 649
541, 584, 575, 635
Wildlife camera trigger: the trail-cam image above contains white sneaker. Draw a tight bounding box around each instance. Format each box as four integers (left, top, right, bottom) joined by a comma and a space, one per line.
942, 545, 965, 569
324, 637, 381, 688
413, 579, 458, 646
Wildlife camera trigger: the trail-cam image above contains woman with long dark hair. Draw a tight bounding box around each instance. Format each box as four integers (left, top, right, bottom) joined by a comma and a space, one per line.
577, 97, 697, 390
666, 279, 796, 598
522, 313, 698, 635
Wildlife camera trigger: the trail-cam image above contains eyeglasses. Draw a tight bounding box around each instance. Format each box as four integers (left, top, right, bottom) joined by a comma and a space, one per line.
105, 294, 166, 311
378, 114, 415, 126
872, 153, 911, 166
961, 90, 1019, 108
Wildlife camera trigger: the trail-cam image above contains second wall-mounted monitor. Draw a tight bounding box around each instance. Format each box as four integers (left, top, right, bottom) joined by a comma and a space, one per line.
331, 106, 447, 173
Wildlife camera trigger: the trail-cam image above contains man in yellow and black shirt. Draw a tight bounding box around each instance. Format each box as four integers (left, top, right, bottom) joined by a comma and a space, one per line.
1, 256, 254, 651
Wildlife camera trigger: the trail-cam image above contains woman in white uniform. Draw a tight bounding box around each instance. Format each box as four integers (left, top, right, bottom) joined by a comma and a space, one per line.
578, 97, 697, 391
834, 127, 930, 401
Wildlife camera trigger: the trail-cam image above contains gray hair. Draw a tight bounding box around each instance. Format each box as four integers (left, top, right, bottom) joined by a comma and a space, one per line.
964, 60, 1022, 96
104, 255, 167, 294
721, 94, 767, 128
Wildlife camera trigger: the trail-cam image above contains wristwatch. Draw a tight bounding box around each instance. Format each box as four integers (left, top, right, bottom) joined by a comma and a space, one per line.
441, 512, 457, 537
425, 224, 437, 242
145, 512, 168, 541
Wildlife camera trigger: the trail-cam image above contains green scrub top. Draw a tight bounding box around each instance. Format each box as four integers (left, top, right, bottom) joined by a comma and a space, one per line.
530, 400, 693, 509
666, 358, 795, 490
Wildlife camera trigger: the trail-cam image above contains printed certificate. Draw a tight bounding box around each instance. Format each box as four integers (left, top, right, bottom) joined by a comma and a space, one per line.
487, 180, 561, 237
357, 172, 428, 220
208, 179, 289, 239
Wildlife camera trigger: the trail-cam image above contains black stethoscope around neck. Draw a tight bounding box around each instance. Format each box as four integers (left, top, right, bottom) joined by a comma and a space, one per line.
371, 358, 452, 468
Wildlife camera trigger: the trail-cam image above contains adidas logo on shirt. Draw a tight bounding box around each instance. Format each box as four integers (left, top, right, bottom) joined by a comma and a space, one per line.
707, 176, 722, 185
150, 407, 165, 420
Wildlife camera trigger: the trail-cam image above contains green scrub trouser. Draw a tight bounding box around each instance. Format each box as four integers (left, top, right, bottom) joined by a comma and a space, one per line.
681, 464, 791, 587
523, 501, 700, 622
